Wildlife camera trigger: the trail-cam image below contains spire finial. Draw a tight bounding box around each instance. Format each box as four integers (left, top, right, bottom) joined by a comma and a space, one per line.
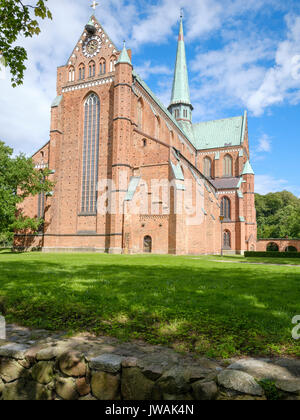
123, 40, 126, 48
180, 8, 184, 19
91, 1, 99, 11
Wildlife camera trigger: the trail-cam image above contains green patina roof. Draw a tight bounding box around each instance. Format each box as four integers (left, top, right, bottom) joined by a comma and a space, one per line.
170, 18, 191, 107
192, 115, 246, 150
117, 43, 132, 65
242, 160, 255, 175
51, 95, 63, 108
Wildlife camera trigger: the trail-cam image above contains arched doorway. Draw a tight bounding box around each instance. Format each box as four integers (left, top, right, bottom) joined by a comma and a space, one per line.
285, 246, 298, 252
267, 242, 279, 252
144, 236, 152, 253
223, 231, 231, 250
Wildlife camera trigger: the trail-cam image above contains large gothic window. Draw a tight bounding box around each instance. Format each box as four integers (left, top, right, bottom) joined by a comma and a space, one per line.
223, 154, 233, 177
203, 157, 212, 178
81, 93, 100, 214
221, 197, 231, 220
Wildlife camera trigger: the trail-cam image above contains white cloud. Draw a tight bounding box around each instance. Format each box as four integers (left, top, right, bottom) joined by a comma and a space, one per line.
255, 175, 289, 195
257, 134, 272, 153
134, 61, 172, 80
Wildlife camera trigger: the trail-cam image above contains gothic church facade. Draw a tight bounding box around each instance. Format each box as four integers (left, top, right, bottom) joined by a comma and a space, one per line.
16, 15, 257, 255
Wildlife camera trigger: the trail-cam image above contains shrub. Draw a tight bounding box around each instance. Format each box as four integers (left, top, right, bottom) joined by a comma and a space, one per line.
245, 251, 300, 258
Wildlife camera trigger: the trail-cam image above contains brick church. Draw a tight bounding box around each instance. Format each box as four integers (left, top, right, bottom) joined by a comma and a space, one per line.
16, 14, 257, 255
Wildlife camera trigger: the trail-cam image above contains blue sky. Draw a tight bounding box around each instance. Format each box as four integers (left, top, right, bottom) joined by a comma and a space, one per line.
0, 0, 300, 196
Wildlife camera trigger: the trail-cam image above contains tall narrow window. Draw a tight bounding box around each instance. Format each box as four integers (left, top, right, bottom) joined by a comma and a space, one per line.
137, 99, 143, 130
89, 61, 96, 77
221, 197, 231, 220
155, 116, 160, 139
37, 192, 45, 219
99, 58, 106, 75
79, 64, 85, 81
81, 93, 100, 214
69, 67, 75, 82
223, 154, 233, 177
110, 56, 117, 72
203, 157, 212, 178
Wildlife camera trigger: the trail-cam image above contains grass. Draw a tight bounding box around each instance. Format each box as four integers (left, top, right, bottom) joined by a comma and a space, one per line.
0, 251, 299, 359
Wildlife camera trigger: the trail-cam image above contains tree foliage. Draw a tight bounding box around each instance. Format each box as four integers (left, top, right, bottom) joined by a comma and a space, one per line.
0, 140, 53, 244
255, 191, 300, 239
0, 0, 52, 87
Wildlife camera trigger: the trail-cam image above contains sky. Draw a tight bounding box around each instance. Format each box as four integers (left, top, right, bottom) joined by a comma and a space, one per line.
0, 0, 300, 196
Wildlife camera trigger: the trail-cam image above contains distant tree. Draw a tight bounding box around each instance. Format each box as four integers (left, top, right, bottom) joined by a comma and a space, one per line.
0, 140, 53, 245
0, 0, 52, 87
256, 191, 300, 239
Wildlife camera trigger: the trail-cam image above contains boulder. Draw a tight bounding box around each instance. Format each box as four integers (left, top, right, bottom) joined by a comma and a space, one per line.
55, 376, 78, 400
218, 370, 263, 397
91, 371, 120, 400
121, 367, 155, 400
0, 343, 29, 360
275, 379, 300, 394
192, 380, 218, 400
2, 379, 53, 400
228, 359, 295, 380
31, 362, 54, 385
76, 377, 91, 396
89, 354, 123, 373
155, 366, 191, 397
0, 358, 26, 382
59, 351, 86, 377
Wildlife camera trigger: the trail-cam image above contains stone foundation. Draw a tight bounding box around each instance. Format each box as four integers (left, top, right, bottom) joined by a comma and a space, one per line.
0, 325, 299, 400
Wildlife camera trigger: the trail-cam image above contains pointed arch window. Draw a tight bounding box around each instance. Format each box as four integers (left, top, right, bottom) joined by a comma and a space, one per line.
221, 197, 231, 220
81, 93, 100, 214
203, 157, 212, 178
224, 154, 233, 177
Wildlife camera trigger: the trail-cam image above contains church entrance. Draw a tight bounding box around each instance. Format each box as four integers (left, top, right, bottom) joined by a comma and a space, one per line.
143, 236, 152, 253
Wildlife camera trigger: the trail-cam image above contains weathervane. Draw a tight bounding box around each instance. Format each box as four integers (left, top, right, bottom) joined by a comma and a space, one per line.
91, 1, 99, 11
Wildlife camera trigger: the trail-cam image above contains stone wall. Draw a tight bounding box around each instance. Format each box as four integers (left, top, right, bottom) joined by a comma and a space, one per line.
0, 326, 299, 400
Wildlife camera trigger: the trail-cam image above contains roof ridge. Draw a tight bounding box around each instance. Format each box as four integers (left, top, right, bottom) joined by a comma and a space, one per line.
193, 115, 243, 127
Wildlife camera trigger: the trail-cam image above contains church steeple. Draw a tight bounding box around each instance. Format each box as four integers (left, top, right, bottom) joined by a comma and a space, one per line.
168, 15, 193, 124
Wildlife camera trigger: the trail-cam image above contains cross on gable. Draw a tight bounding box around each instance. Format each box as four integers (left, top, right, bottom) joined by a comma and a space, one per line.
91, 1, 99, 11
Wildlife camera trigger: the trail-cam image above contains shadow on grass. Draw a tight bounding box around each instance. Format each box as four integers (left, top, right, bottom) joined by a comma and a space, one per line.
0, 256, 299, 358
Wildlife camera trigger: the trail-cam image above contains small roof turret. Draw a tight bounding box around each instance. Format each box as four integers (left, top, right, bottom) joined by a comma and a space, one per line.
242, 160, 255, 175
116, 41, 132, 65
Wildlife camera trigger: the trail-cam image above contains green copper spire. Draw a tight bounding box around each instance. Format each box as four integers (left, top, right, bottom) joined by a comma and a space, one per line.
242, 160, 255, 175
117, 41, 132, 65
168, 16, 193, 124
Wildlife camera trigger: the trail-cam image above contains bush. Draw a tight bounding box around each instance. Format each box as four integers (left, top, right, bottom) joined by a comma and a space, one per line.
245, 251, 300, 258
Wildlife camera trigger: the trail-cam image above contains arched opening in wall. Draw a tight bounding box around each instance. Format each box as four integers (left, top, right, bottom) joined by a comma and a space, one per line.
99, 58, 106, 75
110, 55, 117, 72
223, 231, 231, 249
143, 236, 152, 253
78, 64, 85, 81
68, 66, 75, 82
155, 116, 160, 139
223, 154, 233, 177
221, 196, 231, 220
142, 139, 147, 147
267, 242, 279, 252
89, 61, 96, 77
285, 246, 298, 252
203, 157, 212, 178
137, 99, 143, 130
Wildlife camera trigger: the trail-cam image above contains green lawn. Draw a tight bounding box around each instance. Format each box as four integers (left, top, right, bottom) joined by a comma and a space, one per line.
0, 251, 299, 359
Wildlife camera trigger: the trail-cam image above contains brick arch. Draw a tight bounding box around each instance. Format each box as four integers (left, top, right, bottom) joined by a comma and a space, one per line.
257, 239, 300, 253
